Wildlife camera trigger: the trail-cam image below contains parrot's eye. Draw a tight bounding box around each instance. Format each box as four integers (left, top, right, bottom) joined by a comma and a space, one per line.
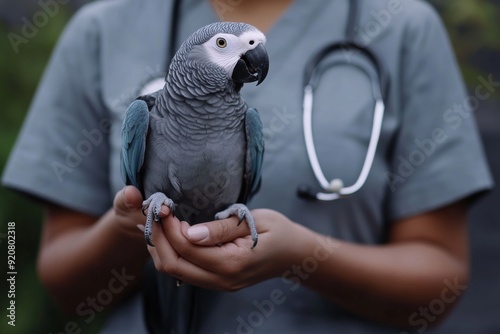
216, 37, 227, 48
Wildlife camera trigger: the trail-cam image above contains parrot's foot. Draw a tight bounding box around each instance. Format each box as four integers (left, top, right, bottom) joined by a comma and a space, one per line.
142, 192, 176, 247
215, 204, 258, 249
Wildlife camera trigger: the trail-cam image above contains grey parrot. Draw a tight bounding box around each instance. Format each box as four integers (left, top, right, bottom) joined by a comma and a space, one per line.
120, 22, 268, 249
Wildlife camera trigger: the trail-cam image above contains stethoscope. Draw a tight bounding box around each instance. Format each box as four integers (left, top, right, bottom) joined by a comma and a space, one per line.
297, 0, 390, 201
161, 0, 389, 202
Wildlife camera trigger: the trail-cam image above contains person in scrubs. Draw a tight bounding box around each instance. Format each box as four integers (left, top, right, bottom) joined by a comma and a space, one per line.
2, 0, 493, 333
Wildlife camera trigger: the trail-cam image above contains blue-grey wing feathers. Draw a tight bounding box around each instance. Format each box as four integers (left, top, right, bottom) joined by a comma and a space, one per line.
239, 107, 265, 203
120, 99, 150, 189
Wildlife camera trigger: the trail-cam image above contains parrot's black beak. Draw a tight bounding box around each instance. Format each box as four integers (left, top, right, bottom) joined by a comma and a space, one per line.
232, 43, 269, 86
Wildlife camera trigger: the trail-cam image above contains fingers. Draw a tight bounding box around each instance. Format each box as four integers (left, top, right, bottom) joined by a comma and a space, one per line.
111, 187, 149, 239
143, 205, 172, 218
147, 212, 272, 291
113, 186, 143, 214
147, 215, 222, 289
146, 209, 289, 291
161, 216, 252, 274
185, 217, 252, 246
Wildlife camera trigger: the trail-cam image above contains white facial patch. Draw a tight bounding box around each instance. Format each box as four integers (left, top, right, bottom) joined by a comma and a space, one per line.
202, 30, 266, 75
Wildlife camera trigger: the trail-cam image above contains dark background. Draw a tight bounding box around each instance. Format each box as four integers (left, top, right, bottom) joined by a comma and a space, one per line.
1, 1, 499, 333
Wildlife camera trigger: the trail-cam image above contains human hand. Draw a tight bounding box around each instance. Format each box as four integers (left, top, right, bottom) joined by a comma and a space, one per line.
147, 208, 309, 291
112, 186, 148, 239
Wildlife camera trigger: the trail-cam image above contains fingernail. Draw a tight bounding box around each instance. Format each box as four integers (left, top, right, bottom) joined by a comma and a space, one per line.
137, 224, 145, 232
187, 225, 209, 242
122, 187, 133, 209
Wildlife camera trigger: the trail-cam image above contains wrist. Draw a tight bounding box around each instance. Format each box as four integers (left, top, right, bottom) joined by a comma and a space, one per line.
289, 223, 332, 265
282, 223, 342, 285
274, 218, 325, 276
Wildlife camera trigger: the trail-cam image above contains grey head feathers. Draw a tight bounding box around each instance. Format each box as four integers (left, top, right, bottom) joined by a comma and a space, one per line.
166, 22, 266, 95
177, 22, 260, 56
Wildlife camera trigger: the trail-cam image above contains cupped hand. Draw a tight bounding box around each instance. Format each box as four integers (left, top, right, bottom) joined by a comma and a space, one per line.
147, 208, 309, 291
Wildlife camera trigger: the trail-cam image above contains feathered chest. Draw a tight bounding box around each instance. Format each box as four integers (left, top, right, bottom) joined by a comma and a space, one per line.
141, 115, 247, 223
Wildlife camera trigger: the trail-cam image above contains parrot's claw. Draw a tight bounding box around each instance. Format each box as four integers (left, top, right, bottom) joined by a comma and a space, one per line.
142, 192, 176, 247
215, 204, 258, 249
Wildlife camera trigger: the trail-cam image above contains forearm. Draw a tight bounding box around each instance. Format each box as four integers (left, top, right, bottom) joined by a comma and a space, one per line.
295, 226, 468, 327
37, 208, 149, 312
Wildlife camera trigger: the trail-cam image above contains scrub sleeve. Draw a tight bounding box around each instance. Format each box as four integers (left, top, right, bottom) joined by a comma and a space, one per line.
2, 7, 112, 216
383, 7, 493, 220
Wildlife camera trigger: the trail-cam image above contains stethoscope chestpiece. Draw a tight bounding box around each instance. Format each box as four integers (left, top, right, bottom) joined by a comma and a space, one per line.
297, 179, 344, 201
297, 184, 319, 201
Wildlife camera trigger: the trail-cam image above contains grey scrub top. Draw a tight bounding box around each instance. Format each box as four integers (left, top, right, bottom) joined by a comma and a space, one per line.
2, 0, 493, 333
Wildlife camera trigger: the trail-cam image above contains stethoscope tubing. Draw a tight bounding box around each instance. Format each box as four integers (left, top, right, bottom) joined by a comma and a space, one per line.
302, 81, 385, 200
299, 7, 390, 201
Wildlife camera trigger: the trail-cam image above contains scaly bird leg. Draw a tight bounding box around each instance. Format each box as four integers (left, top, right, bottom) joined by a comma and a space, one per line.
215, 203, 258, 248
142, 192, 176, 247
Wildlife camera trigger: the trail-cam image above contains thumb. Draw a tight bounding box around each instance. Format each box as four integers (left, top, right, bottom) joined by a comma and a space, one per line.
113, 186, 143, 215
185, 217, 250, 246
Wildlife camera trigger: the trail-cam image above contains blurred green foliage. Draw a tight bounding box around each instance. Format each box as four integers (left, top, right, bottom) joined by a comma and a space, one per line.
431, 0, 500, 89
0, 1, 499, 334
